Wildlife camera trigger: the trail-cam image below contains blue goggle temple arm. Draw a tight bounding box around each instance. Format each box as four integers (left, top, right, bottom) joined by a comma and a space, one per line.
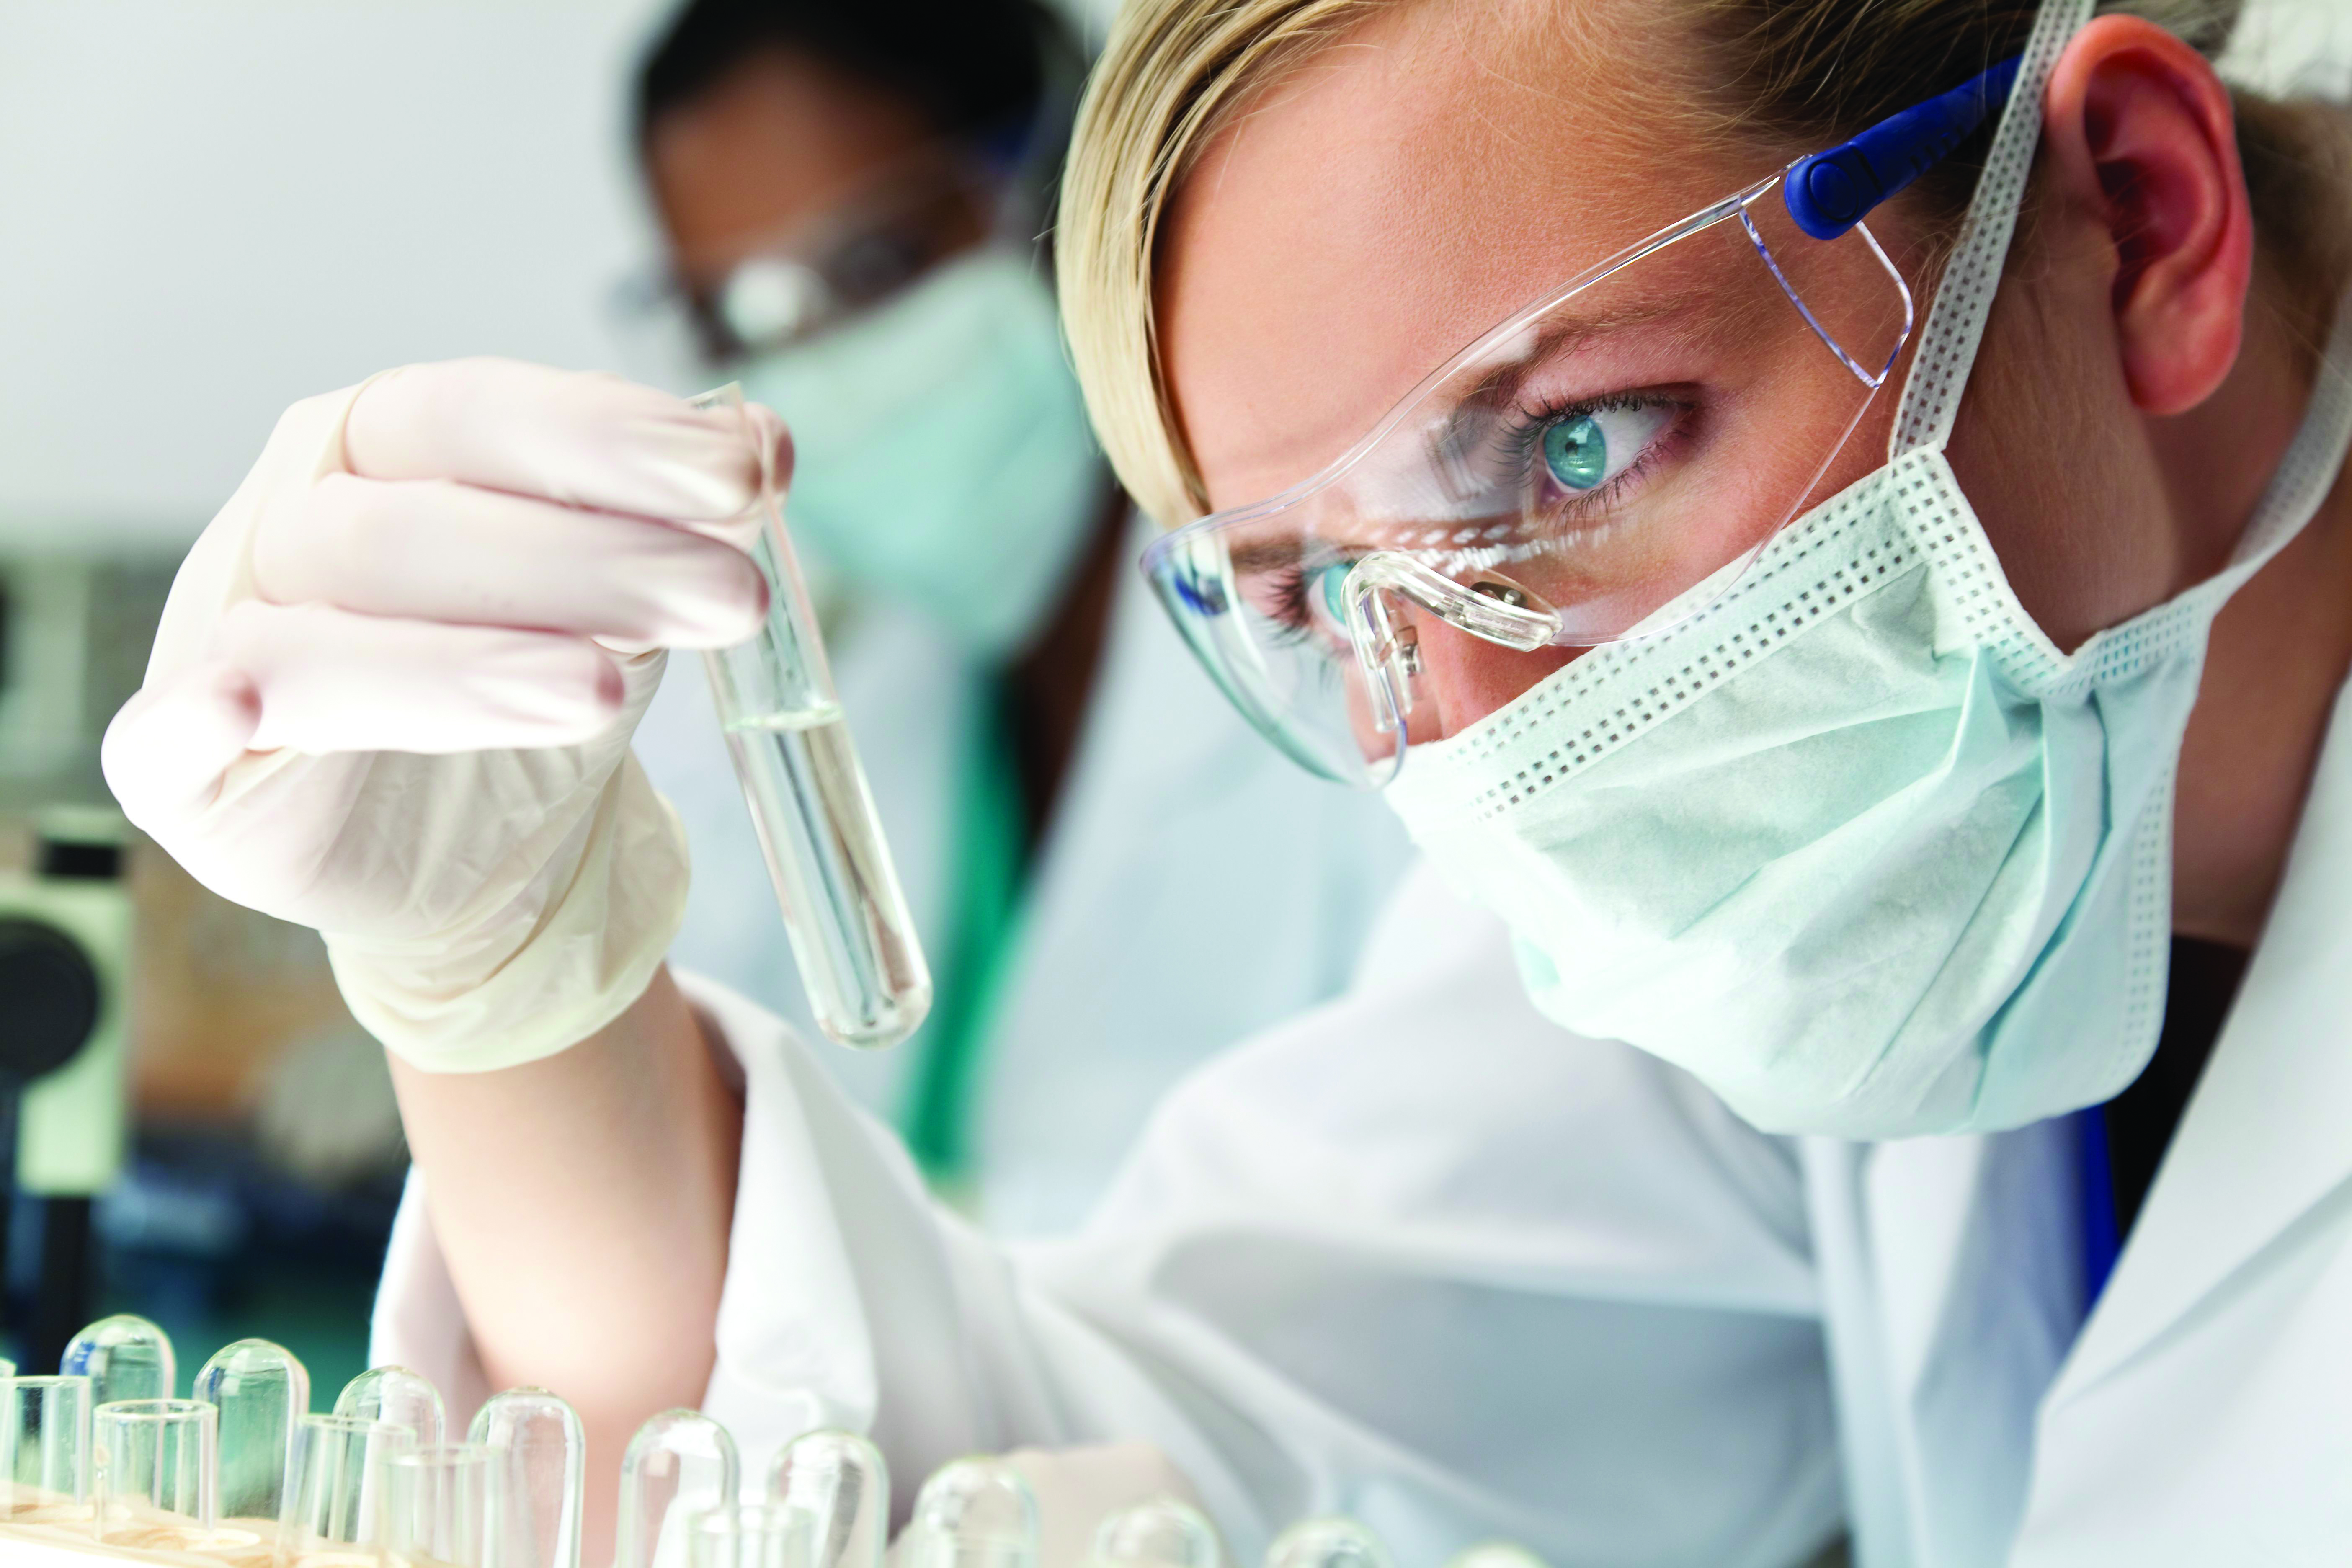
1783, 54, 2025, 241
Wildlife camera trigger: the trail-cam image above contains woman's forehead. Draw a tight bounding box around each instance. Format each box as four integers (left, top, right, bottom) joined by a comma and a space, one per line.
1155, 0, 1737, 511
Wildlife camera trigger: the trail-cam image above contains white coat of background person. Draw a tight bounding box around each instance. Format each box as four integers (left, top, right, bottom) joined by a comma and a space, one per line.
621, 0, 1411, 1228
103, 0, 2352, 1565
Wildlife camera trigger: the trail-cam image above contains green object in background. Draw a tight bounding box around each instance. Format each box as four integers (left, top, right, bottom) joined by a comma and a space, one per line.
903, 683, 1030, 1191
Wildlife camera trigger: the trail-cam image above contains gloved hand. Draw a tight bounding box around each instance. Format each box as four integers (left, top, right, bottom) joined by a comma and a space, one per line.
103, 359, 779, 1071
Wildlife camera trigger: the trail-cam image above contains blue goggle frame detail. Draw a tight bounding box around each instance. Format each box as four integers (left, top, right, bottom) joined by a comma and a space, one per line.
1785, 54, 2024, 241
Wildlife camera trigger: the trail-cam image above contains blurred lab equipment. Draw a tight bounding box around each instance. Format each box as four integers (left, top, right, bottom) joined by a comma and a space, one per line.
691, 386, 929, 1051
1, 812, 133, 1374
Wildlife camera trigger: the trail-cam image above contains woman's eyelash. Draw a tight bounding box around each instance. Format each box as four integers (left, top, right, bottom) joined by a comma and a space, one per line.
1263, 563, 1318, 642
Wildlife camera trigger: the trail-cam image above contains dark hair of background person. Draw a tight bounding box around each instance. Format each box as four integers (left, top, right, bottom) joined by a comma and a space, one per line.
634, 0, 1070, 150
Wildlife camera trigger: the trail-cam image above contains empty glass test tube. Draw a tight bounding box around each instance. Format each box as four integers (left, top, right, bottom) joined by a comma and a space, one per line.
690, 384, 931, 1050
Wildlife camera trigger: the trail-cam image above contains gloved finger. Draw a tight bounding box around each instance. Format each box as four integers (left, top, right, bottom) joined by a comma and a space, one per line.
255, 473, 767, 647
342, 359, 784, 531
745, 401, 794, 492
214, 599, 627, 754
102, 660, 263, 827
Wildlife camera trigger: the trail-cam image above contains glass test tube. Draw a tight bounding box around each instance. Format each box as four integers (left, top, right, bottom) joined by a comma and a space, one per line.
687, 1502, 817, 1568
196, 1337, 311, 1525
93, 1398, 217, 1547
767, 1430, 887, 1568
336, 1365, 447, 1450
1263, 1519, 1395, 1568
387, 1442, 496, 1568
899, 1458, 1039, 1568
1088, 1499, 1223, 1568
279, 1414, 411, 1566
691, 384, 932, 1050
3, 1375, 93, 1520
63, 1313, 177, 1405
469, 1387, 586, 1568
618, 1409, 740, 1568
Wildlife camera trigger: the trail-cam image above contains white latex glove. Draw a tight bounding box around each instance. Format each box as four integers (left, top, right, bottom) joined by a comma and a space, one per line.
103, 359, 779, 1071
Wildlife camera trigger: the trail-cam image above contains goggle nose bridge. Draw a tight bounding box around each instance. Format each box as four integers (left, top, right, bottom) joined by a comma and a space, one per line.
1339, 552, 1560, 734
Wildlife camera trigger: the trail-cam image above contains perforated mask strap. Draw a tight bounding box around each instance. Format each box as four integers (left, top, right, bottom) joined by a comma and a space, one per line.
1889, 0, 2097, 459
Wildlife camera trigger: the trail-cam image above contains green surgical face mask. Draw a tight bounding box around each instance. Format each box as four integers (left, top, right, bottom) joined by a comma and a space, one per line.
739, 250, 1104, 660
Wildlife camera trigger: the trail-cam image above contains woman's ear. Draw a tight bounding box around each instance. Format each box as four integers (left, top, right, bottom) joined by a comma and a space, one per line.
2041, 15, 2254, 416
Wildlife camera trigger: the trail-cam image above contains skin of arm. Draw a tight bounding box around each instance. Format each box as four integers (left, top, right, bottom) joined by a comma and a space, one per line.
387, 963, 734, 1560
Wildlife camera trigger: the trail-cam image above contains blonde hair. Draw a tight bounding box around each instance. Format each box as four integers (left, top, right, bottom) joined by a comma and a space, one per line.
1059, 0, 2352, 528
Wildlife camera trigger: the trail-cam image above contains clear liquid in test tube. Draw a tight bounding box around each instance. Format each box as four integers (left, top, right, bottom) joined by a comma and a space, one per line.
691, 385, 932, 1050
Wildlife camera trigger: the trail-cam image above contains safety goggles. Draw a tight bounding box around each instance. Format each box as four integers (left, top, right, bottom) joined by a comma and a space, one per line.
1141, 57, 2020, 787
635, 152, 1014, 364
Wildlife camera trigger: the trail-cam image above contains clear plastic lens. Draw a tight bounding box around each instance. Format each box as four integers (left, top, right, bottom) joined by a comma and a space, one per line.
1142, 173, 1913, 787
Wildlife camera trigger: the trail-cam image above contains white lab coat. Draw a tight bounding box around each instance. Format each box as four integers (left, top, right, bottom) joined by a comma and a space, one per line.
378, 678, 2352, 1567
632, 516, 1414, 1232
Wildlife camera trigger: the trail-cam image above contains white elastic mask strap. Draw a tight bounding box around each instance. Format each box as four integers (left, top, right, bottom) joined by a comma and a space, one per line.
1890, 0, 2097, 459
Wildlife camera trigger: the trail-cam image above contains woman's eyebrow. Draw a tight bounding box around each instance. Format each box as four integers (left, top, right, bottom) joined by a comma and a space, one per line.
1434, 297, 1703, 443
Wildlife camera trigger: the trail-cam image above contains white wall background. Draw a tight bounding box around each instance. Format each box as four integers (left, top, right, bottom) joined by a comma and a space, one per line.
0, 0, 679, 548
0, 0, 2337, 552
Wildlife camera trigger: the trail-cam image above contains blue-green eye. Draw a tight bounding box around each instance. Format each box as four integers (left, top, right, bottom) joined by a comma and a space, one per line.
1542, 415, 1608, 490
1536, 402, 1676, 498
1311, 560, 1356, 623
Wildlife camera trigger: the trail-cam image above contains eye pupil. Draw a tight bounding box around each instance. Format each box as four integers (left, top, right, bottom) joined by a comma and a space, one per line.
1542, 415, 1607, 491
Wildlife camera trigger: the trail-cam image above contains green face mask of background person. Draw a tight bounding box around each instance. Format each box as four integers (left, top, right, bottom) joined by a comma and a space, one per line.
740, 250, 1104, 661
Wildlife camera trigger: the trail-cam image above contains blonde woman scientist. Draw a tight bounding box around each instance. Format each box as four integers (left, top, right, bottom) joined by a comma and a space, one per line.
106, 0, 2352, 1562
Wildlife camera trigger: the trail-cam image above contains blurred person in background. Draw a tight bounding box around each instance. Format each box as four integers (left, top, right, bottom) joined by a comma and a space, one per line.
622, 0, 1413, 1229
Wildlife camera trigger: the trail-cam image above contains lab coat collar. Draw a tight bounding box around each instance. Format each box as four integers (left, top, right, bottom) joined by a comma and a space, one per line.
2045, 674, 2352, 1406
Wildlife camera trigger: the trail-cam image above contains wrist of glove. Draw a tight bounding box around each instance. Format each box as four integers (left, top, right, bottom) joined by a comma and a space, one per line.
106, 360, 779, 1074
325, 745, 691, 1072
